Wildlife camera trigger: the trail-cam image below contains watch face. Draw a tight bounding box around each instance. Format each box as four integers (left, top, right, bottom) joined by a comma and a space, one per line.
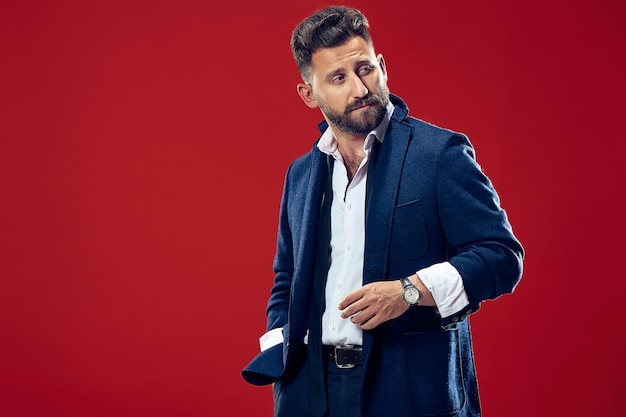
404, 287, 420, 304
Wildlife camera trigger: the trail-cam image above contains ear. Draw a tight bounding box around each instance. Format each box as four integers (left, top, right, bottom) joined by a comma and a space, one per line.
297, 83, 319, 109
377, 54, 388, 82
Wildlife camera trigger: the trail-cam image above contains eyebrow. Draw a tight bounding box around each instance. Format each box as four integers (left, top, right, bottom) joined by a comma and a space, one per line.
324, 68, 346, 82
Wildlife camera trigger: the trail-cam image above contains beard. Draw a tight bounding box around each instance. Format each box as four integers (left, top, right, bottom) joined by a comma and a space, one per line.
317, 84, 390, 135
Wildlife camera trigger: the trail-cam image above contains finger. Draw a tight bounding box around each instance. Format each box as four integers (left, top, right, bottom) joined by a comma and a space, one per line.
356, 309, 383, 330
359, 315, 381, 330
340, 301, 361, 319
338, 289, 364, 311
350, 307, 375, 325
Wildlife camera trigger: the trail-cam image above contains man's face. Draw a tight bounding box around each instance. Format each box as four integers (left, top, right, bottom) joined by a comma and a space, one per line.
302, 36, 390, 136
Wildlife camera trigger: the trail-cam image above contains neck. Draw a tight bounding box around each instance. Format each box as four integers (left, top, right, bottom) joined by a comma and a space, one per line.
331, 124, 367, 156
334, 133, 366, 182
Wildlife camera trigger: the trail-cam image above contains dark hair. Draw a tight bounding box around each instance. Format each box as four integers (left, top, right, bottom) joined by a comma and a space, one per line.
291, 6, 372, 82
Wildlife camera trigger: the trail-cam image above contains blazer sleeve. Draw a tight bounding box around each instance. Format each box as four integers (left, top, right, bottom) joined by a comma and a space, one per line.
241, 163, 295, 386
437, 133, 524, 309
265, 160, 298, 331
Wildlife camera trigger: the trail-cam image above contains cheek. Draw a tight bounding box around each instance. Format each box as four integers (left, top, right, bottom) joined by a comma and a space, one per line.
369, 76, 386, 93
318, 91, 346, 111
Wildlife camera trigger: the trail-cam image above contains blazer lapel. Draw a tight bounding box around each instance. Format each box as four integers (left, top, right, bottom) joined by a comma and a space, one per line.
297, 146, 328, 259
285, 145, 328, 367
290, 145, 328, 314
297, 121, 332, 268
363, 114, 412, 285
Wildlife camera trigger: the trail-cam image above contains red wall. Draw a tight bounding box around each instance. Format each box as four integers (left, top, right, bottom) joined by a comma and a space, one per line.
1, 1, 624, 415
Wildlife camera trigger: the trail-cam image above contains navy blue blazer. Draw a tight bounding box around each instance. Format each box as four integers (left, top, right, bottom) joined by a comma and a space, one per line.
243, 94, 523, 417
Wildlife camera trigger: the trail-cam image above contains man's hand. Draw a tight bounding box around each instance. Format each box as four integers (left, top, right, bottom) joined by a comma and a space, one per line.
338, 274, 436, 330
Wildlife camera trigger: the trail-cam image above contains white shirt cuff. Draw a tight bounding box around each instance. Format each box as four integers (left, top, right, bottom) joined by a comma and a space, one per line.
417, 262, 470, 318
259, 327, 284, 352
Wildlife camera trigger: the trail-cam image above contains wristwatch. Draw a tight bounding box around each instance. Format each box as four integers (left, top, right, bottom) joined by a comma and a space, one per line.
400, 277, 420, 306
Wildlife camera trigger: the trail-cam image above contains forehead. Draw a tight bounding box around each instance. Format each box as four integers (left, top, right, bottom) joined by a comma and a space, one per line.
310, 36, 377, 76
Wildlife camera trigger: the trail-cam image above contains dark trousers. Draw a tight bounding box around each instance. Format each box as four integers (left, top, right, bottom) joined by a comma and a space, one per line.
273, 352, 362, 417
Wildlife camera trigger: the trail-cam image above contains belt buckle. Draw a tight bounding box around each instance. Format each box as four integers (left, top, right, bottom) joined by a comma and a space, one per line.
334, 344, 357, 369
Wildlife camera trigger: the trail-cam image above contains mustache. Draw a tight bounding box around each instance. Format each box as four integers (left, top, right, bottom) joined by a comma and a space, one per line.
346, 95, 381, 112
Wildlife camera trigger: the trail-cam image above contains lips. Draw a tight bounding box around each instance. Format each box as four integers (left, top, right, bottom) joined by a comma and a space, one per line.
347, 97, 378, 113
351, 104, 371, 113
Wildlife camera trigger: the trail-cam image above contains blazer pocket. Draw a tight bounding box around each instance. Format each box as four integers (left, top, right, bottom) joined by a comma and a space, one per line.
404, 328, 465, 415
389, 200, 428, 262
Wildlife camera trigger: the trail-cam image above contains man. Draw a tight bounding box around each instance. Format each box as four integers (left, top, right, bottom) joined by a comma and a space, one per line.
242, 6, 523, 417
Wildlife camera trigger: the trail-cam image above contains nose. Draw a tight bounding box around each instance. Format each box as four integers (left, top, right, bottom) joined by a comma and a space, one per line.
352, 76, 368, 98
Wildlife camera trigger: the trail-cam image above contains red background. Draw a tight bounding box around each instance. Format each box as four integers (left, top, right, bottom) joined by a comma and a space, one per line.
1, 0, 624, 416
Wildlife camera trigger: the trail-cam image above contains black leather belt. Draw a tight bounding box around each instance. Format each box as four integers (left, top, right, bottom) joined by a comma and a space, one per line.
322, 345, 362, 368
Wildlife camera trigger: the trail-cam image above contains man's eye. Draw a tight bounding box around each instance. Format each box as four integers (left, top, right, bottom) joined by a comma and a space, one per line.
358, 65, 373, 75
331, 75, 345, 83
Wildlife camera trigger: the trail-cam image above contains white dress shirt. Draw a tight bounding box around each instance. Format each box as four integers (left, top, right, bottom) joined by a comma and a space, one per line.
316, 105, 385, 346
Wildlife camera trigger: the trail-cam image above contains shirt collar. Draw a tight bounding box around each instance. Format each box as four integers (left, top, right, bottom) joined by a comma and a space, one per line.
317, 101, 395, 156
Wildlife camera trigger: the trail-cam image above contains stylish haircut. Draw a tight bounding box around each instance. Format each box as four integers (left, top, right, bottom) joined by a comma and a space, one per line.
291, 6, 373, 83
